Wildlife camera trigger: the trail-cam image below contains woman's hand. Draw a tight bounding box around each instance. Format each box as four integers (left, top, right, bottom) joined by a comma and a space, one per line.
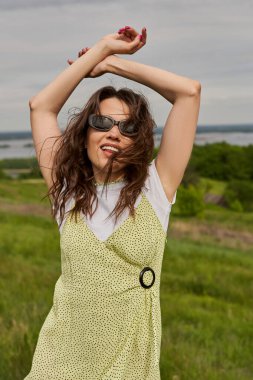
67, 26, 147, 77
100, 25, 147, 55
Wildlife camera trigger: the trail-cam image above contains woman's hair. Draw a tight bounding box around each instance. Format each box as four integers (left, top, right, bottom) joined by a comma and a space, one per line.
47, 86, 156, 227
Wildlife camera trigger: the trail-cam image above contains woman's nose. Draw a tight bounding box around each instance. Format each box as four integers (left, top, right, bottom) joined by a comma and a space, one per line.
107, 124, 121, 138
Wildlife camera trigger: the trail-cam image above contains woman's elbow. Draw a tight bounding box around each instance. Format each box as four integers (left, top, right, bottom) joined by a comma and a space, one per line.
190, 81, 201, 97
29, 96, 37, 111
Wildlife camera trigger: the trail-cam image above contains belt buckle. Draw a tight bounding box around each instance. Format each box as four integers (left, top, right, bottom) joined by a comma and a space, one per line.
139, 266, 155, 289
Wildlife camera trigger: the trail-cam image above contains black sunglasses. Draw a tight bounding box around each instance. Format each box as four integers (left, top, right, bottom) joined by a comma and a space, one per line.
88, 114, 138, 137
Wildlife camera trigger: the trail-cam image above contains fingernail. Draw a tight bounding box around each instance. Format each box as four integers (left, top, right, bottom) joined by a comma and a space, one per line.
138, 34, 143, 41
125, 26, 131, 29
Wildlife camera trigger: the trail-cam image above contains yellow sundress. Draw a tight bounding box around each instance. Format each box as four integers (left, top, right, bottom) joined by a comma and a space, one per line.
24, 192, 169, 379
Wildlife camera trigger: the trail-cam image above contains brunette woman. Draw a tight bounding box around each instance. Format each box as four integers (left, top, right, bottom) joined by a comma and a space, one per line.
25, 26, 201, 379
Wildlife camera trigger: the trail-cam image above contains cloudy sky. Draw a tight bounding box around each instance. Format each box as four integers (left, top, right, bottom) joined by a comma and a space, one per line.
0, 0, 252, 132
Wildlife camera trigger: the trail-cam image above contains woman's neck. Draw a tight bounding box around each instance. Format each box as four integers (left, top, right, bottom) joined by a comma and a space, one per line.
93, 177, 125, 186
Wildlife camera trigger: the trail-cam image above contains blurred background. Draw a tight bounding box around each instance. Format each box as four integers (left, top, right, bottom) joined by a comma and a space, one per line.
0, 0, 252, 379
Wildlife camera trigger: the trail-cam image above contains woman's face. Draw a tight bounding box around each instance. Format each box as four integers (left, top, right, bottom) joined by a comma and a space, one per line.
86, 97, 133, 183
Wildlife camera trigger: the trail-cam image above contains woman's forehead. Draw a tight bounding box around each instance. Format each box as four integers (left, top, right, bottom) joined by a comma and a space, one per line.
99, 97, 130, 116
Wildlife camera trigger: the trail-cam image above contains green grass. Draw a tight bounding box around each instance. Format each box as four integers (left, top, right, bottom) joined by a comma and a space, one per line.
172, 196, 253, 233
203, 205, 253, 232
0, 178, 253, 379
0, 178, 48, 205
160, 239, 253, 380
0, 212, 60, 379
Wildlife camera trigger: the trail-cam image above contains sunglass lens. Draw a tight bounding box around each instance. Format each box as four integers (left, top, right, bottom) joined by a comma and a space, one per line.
92, 115, 111, 130
121, 122, 138, 135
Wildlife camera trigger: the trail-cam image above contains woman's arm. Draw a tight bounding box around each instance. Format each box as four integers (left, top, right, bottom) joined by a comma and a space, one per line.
104, 54, 201, 203
29, 43, 110, 113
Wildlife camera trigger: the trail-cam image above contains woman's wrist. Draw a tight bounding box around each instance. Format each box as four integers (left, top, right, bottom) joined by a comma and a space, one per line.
104, 54, 124, 75
103, 55, 122, 74
93, 39, 113, 58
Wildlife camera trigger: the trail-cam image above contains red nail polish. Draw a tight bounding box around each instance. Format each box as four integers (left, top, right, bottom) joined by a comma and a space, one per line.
125, 26, 131, 29
138, 34, 143, 41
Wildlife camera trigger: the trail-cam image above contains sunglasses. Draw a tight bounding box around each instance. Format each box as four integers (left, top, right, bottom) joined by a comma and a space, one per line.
88, 114, 138, 137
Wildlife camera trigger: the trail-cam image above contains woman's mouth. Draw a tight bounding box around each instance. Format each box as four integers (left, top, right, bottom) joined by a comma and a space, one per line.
102, 149, 115, 157
100, 145, 120, 156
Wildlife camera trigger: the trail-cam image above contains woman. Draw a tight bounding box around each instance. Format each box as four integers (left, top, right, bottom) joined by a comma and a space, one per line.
25, 26, 201, 379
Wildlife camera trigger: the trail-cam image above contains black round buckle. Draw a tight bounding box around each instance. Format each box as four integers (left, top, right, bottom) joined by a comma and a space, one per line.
139, 267, 155, 289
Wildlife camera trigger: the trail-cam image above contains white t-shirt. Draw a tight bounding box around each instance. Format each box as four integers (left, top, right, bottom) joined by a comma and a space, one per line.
55, 158, 176, 241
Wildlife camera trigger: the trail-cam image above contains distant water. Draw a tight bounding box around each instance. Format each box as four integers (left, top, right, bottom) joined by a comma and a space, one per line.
0, 138, 35, 159
1, 125, 253, 159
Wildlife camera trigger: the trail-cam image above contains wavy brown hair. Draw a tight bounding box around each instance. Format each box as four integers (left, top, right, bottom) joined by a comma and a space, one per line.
47, 86, 156, 227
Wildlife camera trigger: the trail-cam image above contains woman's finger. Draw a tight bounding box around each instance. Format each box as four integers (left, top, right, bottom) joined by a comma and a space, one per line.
118, 25, 137, 34
78, 47, 90, 57
141, 27, 147, 45
118, 34, 133, 43
127, 33, 144, 53
123, 28, 135, 40
129, 29, 147, 54
117, 26, 131, 34
118, 26, 146, 45
68, 46, 91, 65
125, 26, 138, 38
133, 28, 147, 47
118, 26, 138, 40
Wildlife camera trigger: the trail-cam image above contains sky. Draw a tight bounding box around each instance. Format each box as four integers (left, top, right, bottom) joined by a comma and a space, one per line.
0, 0, 252, 132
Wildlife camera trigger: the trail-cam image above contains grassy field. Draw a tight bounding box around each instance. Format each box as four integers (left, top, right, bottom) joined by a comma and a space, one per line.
0, 179, 253, 380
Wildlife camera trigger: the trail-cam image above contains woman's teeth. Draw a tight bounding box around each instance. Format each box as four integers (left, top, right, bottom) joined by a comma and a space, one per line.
101, 145, 119, 152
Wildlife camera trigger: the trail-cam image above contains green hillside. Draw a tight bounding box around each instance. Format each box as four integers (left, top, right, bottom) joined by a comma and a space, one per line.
0, 177, 253, 379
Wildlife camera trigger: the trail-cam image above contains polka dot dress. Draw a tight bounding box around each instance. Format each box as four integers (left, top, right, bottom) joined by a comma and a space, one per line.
24, 193, 167, 380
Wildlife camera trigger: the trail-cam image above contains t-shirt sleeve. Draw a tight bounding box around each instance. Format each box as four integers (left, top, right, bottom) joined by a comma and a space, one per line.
143, 158, 177, 231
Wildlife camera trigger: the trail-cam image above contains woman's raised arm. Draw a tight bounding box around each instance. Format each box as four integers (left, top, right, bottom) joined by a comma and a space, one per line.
29, 26, 146, 190
101, 28, 201, 203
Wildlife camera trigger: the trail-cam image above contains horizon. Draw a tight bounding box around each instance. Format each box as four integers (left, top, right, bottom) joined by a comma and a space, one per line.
1, 122, 253, 136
